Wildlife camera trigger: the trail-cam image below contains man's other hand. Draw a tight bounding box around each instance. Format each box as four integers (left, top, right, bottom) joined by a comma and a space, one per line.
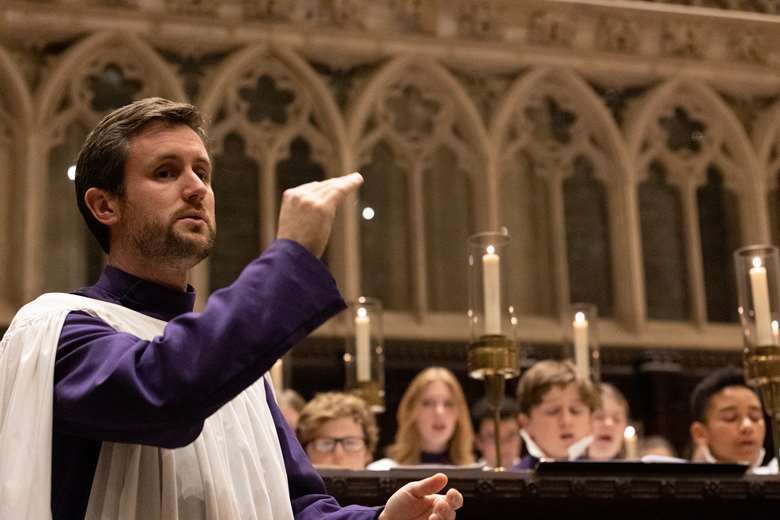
379, 473, 463, 520
276, 172, 363, 258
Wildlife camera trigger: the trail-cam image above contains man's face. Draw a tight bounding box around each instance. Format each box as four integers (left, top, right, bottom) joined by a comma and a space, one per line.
305, 416, 371, 470
114, 122, 216, 268
521, 383, 592, 459
475, 417, 521, 468
693, 386, 765, 465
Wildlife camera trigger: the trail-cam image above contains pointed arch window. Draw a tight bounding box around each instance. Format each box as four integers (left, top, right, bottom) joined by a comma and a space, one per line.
43, 57, 154, 292
206, 54, 339, 292
356, 71, 480, 315
637, 94, 746, 325
498, 79, 619, 319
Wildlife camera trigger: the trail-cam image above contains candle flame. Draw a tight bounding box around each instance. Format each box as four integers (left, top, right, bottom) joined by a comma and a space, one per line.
357, 307, 367, 318
486, 245, 495, 255
574, 311, 586, 324
752, 256, 763, 269
773, 321, 779, 333
623, 425, 636, 439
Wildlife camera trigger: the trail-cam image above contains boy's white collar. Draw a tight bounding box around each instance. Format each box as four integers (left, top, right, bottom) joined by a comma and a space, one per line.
520, 429, 593, 461
700, 443, 765, 468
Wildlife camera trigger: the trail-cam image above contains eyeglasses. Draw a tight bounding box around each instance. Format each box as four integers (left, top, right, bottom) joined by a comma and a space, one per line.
309, 436, 367, 454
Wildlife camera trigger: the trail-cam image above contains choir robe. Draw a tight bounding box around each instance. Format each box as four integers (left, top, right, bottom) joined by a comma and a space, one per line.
50, 239, 379, 520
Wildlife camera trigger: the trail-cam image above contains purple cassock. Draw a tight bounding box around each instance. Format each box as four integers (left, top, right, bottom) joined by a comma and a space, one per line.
51, 239, 379, 520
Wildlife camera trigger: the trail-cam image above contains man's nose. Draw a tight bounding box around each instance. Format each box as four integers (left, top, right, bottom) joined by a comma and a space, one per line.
740, 416, 755, 432
182, 169, 207, 201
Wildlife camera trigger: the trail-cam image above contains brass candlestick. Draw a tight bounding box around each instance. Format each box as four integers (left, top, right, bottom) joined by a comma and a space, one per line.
467, 231, 520, 470
468, 335, 520, 469
735, 245, 780, 462
744, 345, 780, 462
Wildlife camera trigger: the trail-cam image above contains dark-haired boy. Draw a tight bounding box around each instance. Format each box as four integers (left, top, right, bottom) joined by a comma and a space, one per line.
689, 367, 777, 473
471, 397, 522, 468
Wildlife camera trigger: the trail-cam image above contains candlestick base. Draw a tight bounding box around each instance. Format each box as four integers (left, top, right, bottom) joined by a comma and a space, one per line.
468, 335, 519, 471
350, 380, 385, 414
744, 345, 780, 461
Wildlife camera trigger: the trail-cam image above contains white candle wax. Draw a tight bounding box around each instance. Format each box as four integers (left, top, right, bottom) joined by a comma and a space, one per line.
750, 257, 774, 346
270, 359, 284, 395
623, 425, 638, 460
355, 308, 371, 382
573, 311, 590, 380
482, 246, 501, 335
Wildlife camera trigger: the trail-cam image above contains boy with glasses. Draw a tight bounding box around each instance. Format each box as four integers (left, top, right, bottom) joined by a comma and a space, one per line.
298, 392, 379, 470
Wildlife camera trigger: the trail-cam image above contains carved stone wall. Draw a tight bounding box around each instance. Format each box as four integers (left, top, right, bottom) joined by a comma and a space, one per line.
2, 0, 780, 356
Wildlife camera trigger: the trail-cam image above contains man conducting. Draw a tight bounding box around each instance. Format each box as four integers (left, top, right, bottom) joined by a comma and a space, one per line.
0, 97, 463, 520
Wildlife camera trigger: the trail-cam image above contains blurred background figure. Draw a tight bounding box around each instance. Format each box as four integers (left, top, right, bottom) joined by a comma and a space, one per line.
689, 367, 772, 471
278, 388, 306, 430
514, 360, 600, 469
297, 392, 378, 470
588, 383, 629, 460
640, 435, 677, 458
471, 397, 522, 468
368, 367, 475, 469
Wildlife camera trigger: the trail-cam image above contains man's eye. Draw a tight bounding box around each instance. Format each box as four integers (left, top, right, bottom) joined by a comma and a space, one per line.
156, 169, 172, 178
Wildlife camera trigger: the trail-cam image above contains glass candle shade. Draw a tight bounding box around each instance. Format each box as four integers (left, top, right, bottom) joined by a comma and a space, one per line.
344, 297, 385, 413
467, 231, 515, 341
734, 245, 780, 349
565, 303, 600, 383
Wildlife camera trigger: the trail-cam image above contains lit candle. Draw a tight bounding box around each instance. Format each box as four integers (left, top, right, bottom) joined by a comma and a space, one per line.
355, 307, 371, 382
750, 257, 773, 346
573, 311, 590, 380
623, 425, 638, 459
270, 358, 283, 395
482, 245, 501, 335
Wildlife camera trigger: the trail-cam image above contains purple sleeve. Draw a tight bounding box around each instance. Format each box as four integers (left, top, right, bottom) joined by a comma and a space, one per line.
54, 240, 346, 447
263, 380, 380, 520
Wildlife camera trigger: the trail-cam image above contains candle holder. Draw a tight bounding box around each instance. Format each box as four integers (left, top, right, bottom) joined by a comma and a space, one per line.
344, 297, 385, 413
467, 231, 520, 470
564, 303, 600, 383
735, 245, 780, 462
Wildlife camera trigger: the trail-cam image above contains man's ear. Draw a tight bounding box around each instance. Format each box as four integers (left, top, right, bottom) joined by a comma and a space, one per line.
84, 187, 120, 226
690, 421, 708, 444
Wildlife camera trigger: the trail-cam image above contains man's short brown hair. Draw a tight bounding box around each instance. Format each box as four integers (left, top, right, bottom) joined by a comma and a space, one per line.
516, 359, 601, 415
296, 392, 379, 454
74, 97, 207, 253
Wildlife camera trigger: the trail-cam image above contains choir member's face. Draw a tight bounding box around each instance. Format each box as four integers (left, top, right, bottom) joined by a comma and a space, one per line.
305, 416, 371, 470
115, 122, 216, 266
521, 383, 592, 459
692, 386, 765, 465
475, 417, 521, 468
414, 381, 458, 453
589, 393, 628, 460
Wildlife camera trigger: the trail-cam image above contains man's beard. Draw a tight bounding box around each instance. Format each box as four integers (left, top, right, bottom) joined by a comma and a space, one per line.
128, 213, 216, 268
